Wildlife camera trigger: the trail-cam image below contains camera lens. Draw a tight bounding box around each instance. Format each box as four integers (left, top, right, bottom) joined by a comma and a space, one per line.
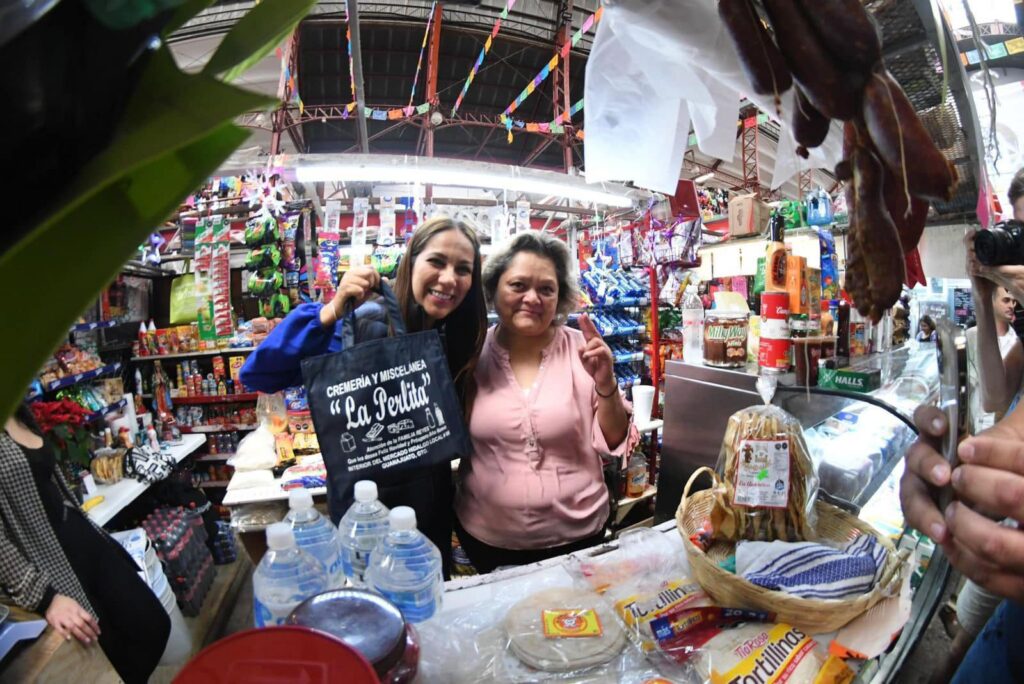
975, 228, 1013, 266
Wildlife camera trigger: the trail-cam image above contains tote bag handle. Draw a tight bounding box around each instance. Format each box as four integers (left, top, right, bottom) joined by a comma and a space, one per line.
340, 279, 408, 348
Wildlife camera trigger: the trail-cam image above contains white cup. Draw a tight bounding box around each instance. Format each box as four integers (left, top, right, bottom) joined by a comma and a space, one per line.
631, 385, 655, 425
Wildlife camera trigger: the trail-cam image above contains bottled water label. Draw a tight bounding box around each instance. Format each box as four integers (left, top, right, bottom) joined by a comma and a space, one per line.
377, 586, 439, 623
254, 596, 298, 628
342, 546, 372, 583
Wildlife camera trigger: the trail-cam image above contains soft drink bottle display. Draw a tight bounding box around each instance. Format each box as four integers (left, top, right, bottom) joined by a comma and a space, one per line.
338, 481, 390, 586
682, 285, 705, 363
285, 489, 344, 588
252, 523, 327, 628
366, 506, 443, 623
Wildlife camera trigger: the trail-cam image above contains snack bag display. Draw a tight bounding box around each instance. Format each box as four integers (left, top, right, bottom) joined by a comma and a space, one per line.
711, 405, 819, 542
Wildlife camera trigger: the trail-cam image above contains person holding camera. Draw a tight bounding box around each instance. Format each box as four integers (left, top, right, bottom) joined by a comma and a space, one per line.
903, 170, 1024, 682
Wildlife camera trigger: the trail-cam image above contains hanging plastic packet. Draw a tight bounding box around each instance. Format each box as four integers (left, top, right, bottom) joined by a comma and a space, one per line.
245, 215, 279, 246
245, 244, 282, 270
248, 271, 284, 296
281, 215, 299, 270
711, 404, 819, 542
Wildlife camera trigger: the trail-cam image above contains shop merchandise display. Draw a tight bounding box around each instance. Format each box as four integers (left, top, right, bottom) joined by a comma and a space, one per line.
142, 506, 217, 617
338, 480, 391, 586
253, 522, 329, 628
366, 507, 443, 624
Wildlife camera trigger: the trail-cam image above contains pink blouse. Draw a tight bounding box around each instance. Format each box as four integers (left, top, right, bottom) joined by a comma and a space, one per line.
455, 326, 640, 550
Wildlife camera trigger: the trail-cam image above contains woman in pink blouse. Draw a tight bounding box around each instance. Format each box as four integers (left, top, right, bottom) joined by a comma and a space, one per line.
455, 231, 639, 572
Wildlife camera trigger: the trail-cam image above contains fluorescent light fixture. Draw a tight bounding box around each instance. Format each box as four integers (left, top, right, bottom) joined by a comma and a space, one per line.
693, 172, 714, 184
291, 154, 637, 208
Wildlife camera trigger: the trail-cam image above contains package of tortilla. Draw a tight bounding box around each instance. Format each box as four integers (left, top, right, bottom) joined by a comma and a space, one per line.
659, 619, 854, 684
710, 404, 819, 542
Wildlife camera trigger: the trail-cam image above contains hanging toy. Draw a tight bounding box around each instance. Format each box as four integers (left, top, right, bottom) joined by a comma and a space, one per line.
140, 232, 166, 265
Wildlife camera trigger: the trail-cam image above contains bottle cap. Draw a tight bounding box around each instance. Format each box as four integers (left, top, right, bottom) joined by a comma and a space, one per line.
354, 480, 378, 503
389, 506, 416, 531
288, 489, 314, 511
266, 522, 296, 550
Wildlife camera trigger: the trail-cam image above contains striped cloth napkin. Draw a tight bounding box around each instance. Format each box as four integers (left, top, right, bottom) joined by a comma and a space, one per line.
735, 534, 887, 600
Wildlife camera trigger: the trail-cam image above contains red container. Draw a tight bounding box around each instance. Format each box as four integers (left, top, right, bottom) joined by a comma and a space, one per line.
760, 292, 790, 322
758, 336, 791, 371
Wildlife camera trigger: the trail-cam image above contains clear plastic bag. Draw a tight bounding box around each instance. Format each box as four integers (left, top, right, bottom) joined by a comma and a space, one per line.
256, 391, 288, 433
711, 405, 819, 542
229, 501, 286, 533
416, 576, 665, 683
227, 425, 277, 471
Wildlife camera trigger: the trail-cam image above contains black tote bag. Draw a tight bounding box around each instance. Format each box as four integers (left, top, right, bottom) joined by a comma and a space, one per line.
300, 281, 471, 492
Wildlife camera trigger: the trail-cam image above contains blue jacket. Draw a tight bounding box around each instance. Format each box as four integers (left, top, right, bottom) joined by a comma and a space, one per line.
239, 301, 388, 393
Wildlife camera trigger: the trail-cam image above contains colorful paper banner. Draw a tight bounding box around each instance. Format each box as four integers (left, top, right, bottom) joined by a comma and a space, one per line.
502, 7, 601, 140
452, 0, 519, 116
408, 1, 437, 108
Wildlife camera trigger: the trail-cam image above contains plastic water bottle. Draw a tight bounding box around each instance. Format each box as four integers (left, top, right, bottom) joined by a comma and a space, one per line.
252, 523, 327, 628
285, 489, 344, 589
366, 507, 443, 623
338, 480, 390, 586
682, 285, 705, 363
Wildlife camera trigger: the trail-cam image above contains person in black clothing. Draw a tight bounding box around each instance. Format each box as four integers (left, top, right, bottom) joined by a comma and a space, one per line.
1, 404, 169, 683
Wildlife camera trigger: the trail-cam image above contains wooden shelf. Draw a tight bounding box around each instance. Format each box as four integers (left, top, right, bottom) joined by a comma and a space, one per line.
131, 348, 255, 362
196, 453, 234, 462
617, 485, 657, 508
180, 425, 256, 434
199, 481, 230, 489
173, 393, 258, 405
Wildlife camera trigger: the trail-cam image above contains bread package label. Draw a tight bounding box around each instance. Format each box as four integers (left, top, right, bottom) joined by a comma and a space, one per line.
733, 439, 791, 509
542, 609, 603, 638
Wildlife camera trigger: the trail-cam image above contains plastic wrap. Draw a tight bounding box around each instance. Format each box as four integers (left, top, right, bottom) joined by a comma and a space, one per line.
416, 576, 664, 683
584, 0, 843, 194
229, 501, 287, 532
711, 405, 819, 542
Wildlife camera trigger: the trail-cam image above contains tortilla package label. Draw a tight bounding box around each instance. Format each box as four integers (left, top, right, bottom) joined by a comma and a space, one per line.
733, 439, 790, 509
542, 609, 604, 638
708, 623, 852, 684
613, 579, 709, 651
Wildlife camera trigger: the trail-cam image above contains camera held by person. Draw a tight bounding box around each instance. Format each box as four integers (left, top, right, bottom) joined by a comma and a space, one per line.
974, 219, 1024, 266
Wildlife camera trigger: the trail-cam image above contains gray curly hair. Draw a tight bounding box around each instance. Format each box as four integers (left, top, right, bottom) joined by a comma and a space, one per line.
482, 230, 579, 324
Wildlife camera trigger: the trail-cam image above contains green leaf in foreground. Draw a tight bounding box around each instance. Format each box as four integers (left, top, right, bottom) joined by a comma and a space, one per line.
163, 0, 219, 38
202, 0, 316, 82
0, 124, 249, 422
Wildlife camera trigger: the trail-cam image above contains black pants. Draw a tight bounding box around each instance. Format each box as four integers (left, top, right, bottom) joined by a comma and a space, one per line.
328, 461, 454, 579
454, 517, 607, 574
56, 509, 170, 684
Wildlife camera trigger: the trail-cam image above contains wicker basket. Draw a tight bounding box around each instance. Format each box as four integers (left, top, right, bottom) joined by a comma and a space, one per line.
676, 467, 905, 634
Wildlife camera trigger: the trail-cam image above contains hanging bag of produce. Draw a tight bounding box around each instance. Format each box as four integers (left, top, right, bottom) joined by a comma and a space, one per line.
169, 261, 198, 325
710, 404, 819, 542
301, 281, 471, 487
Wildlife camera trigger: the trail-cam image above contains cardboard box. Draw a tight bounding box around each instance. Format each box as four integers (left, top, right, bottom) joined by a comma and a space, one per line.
786, 255, 809, 314
728, 193, 772, 238
805, 266, 822, 309
818, 366, 881, 393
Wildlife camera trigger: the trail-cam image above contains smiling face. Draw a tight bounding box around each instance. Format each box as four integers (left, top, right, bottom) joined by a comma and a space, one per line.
495, 251, 559, 337
410, 228, 475, 324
